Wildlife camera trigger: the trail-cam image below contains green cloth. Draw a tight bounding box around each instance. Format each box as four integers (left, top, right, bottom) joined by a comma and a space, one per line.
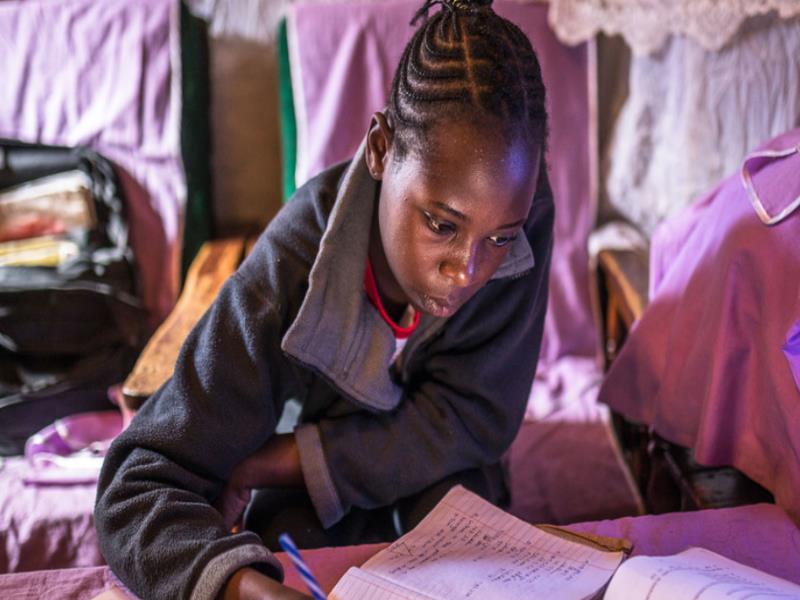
180, 2, 213, 278
278, 18, 297, 203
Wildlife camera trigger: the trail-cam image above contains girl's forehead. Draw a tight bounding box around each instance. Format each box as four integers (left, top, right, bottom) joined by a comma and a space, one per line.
418, 117, 533, 161
390, 140, 538, 224
405, 122, 538, 193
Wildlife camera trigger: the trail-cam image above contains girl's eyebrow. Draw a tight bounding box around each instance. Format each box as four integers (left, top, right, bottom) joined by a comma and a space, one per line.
497, 218, 526, 229
432, 201, 469, 222
431, 201, 526, 230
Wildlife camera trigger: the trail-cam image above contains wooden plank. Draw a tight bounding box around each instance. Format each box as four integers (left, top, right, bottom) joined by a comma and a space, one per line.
598, 247, 649, 327
245, 234, 259, 258
122, 238, 246, 409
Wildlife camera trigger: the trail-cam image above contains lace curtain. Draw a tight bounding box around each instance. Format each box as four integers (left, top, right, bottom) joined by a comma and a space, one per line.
187, 0, 800, 55
605, 13, 800, 235
549, 0, 800, 56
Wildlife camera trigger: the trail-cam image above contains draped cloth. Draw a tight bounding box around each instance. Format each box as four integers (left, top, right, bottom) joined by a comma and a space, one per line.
599, 128, 800, 523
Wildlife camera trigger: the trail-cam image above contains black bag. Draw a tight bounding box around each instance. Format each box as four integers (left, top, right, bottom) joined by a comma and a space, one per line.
0, 140, 146, 455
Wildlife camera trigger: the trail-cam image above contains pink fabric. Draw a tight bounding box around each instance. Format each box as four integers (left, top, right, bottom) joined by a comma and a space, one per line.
504, 419, 642, 525
279, 543, 387, 595
0, 544, 385, 598
289, 1, 598, 386
0, 0, 185, 323
23, 410, 123, 486
742, 145, 800, 223
568, 503, 800, 585
0, 567, 124, 600
785, 320, 800, 391
0, 457, 102, 573
525, 355, 607, 422
25, 411, 122, 460
598, 128, 800, 522
3, 507, 799, 596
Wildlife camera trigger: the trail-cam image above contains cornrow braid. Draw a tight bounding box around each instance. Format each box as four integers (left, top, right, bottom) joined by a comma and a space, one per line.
388, 0, 547, 161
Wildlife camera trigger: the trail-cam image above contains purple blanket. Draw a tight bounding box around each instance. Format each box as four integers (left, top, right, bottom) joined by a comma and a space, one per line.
2, 503, 798, 597
288, 0, 598, 384
599, 128, 800, 522
0, 0, 185, 322
0, 457, 102, 573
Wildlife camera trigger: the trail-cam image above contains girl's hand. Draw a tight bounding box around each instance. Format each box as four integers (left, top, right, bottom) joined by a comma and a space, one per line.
218, 477, 253, 531
218, 567, 313, 600
217, 434, 305, 530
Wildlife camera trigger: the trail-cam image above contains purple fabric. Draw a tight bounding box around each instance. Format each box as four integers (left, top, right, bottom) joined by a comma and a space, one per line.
785, 320, 800, 391
289, 0, 598, 379
0, 567, 125, 600
568, 503, 800, 585
22, 410, 123, 486
598, 127, 800, 522
742, 146, 800, 222
3, 506, 798, 597
0, 457, 102, 572
0, 0, 184, 323
504, 418, 642, 525
25, 411, 122, 460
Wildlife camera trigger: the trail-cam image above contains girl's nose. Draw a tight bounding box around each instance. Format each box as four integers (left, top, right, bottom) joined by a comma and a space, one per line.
440, 245, 478, 288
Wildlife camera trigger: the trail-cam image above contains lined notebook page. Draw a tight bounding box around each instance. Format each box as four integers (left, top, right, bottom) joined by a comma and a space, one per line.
604, 547, 800, 600
330, 486, 623, 600
330, 567, 435, 600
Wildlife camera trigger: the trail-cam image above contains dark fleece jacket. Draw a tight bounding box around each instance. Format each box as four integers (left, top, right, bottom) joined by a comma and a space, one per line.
94, 139, 554, 600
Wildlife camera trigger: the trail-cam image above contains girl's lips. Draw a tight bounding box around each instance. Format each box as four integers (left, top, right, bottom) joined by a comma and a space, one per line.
417, 293, 456, 318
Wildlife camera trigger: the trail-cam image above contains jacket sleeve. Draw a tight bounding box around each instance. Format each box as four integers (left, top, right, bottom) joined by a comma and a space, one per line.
94, 271, 290, 600
296, 179, 555, 528
94, 170, 335, 600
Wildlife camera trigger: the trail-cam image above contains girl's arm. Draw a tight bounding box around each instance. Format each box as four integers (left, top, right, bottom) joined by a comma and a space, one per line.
95, 174, 331, 600
95, 272, 290, 600
217, 433, 303, 530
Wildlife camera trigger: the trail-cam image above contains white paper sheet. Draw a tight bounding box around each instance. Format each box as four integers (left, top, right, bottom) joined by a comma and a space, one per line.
604, 547, 800, 600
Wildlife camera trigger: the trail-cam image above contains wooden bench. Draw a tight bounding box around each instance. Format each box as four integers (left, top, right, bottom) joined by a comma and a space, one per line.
121, 237, 249, 412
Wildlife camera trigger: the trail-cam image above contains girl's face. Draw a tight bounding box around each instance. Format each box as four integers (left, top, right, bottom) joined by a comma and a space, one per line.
366, 114, 540, 318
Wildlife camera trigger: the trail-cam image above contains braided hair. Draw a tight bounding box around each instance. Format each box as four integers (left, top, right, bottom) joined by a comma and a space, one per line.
387, 0, 548, 161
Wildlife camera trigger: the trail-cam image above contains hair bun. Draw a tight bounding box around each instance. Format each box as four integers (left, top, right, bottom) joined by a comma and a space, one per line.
411, 0, 493, 25
447, 0, 493, 9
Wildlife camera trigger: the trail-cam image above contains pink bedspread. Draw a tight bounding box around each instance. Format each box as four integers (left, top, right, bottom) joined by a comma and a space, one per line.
598, 128, 800, 522
288, 1, 598, 400
0, 0, 185, 323
2, 505, 798, 597
0, 457, 101, 573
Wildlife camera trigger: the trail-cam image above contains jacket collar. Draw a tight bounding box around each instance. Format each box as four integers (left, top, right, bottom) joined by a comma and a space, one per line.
281, 138, 535, 411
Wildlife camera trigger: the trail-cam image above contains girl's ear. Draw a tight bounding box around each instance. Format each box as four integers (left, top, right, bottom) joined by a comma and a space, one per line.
365, 112, 394, 180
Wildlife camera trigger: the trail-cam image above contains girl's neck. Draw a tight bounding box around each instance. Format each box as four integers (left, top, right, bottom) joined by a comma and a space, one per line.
368, 205, 410, 323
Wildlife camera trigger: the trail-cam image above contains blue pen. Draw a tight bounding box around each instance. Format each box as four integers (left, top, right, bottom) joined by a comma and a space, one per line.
278, 532, 327, 600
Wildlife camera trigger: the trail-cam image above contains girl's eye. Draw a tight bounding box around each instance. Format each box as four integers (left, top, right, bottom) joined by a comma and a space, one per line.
424, 212, 454, 235
488, 233, 518, 248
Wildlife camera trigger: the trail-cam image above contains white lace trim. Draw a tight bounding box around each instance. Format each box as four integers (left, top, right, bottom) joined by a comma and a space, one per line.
547, 0, 800, 55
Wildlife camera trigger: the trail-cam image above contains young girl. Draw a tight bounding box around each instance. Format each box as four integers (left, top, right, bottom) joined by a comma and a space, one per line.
95, 1, 554, 598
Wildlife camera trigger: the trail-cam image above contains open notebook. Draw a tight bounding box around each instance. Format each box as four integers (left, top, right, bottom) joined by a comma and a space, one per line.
329, 485, 629, 600
329, 486, 800, 600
